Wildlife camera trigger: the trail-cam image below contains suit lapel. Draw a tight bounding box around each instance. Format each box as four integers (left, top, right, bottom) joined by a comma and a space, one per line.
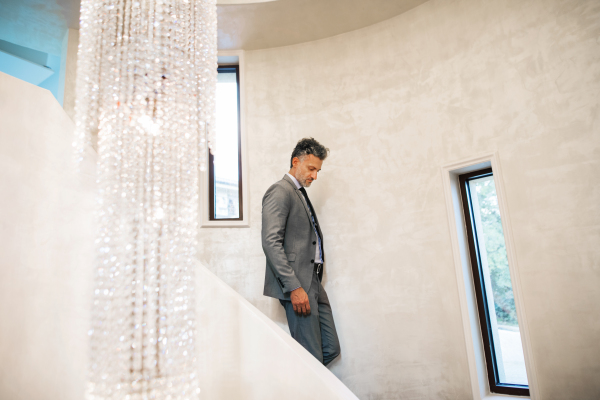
281, 175, 325, 262
282, 175, 313, 223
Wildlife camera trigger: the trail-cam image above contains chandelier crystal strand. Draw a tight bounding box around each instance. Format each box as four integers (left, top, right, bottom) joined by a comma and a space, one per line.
73, 0, 217, 399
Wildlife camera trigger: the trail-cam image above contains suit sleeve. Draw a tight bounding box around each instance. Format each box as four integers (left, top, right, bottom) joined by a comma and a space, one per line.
262, 184, 302, 294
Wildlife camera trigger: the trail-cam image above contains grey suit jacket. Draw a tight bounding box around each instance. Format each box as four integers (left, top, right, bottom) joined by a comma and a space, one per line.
262, 175, 325, 300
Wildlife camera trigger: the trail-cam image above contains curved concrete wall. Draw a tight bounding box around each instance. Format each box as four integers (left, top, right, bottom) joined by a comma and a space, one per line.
0, 72, 358, 400
0, 72, 95, 400
197, 263, 358, 400
198, 0, 600, 399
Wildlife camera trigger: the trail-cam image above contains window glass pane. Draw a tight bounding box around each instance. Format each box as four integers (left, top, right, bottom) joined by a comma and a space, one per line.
214, 70, 240, 219
469, 175, 528, 386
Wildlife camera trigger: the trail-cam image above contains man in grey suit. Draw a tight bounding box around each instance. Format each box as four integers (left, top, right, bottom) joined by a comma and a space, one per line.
262, 138, 341, 366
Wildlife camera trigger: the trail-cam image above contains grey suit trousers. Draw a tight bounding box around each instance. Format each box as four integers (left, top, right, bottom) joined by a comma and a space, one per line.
279, 270, 341, 366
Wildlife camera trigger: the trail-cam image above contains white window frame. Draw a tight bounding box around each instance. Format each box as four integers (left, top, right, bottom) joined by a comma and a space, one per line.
440, 152, 539, 400
200, 50, 249, 228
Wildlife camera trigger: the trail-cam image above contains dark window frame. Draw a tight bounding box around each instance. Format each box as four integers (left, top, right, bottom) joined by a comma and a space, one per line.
459, 168, 529, 397
209, 65, 243, 221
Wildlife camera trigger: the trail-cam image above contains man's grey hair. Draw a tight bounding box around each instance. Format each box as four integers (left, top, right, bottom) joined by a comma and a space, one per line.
290, 137, 330, 168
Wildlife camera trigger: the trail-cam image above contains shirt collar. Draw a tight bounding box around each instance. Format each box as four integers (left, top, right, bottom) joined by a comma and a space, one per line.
286, 173, 302, 190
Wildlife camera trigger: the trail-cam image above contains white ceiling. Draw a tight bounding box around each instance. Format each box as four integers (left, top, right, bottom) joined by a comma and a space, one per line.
0, 0, 428, 54
217, 0, 428, 50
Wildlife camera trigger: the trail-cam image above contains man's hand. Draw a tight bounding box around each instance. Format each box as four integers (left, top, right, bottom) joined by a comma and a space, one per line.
290, 287, 311, 316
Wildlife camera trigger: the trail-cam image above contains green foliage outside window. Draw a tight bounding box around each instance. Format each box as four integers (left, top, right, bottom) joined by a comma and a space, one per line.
474, 178, 519, 326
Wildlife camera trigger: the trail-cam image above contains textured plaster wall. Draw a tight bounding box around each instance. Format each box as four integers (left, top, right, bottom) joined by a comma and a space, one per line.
0, 72, 96, 400
197, 263, 359, 400
198, 0, 600, 399
62, 28, 79, 121
0, 72, 359, 400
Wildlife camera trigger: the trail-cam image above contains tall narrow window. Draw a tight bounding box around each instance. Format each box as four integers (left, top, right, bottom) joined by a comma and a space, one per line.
459, 168, 529, 396
210, 66, 242, 220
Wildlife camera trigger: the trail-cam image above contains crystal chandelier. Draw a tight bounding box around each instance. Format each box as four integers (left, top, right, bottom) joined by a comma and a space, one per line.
73, 0, 217, 399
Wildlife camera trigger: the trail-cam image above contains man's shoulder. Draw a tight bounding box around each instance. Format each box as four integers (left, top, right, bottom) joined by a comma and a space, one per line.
265, 176, 295, 194
262, 177, 296, 205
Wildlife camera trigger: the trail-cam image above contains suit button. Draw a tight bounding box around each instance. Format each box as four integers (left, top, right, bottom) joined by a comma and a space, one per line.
310, 259, 314, 263
312, 241, 316, 245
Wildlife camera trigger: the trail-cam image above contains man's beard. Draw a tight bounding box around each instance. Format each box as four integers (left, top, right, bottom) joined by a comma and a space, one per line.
294, 171, 311, 187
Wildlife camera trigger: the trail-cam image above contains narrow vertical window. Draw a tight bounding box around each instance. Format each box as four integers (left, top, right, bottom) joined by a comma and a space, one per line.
210, 66, 242, 220
459, 168, 529, 396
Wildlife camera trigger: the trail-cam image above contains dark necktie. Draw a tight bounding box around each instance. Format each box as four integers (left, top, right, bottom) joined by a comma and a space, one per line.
299, 188, 323, 254
299, 187, 318, 224
300, 188, 322, 240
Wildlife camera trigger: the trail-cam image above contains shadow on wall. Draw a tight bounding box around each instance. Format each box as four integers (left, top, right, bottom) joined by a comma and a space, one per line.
0, 38, 66, 104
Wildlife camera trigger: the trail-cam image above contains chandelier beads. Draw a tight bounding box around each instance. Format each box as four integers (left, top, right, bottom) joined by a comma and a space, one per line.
74, 0, 217, 399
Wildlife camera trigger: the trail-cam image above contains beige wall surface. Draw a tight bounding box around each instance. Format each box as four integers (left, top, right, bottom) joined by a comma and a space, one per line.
199, 0, 600, 399
197, 262, 359, 400
0, 72, 359, 400
62, 28, 79, 121
0, 72, 96, 400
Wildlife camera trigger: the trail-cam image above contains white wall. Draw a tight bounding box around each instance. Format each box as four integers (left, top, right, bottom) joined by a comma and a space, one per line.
62, 28, 79, 121
0, 72, 358, 400
198, 0, 600, 399
197, 263, 358, 400
0, 72, 95, 400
